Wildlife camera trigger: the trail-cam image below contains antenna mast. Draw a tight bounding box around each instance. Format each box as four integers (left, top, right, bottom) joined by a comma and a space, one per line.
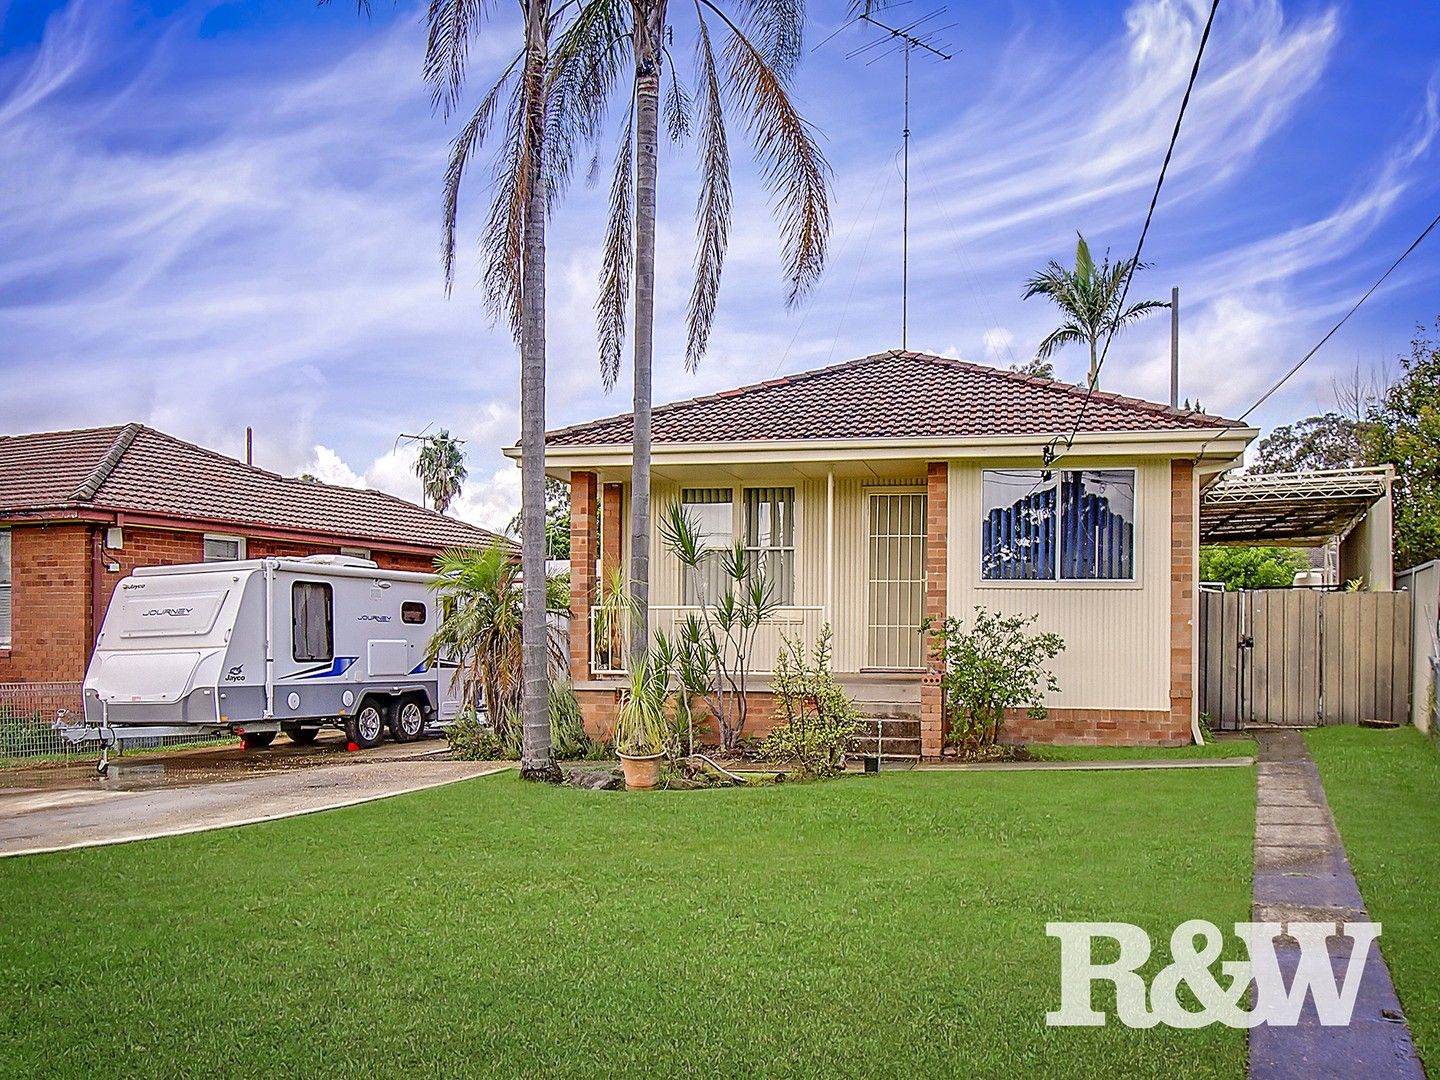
846, 9, 954, 350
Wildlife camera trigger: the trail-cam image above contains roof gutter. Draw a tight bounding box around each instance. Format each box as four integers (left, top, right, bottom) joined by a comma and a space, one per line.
514, 426, 1259, 471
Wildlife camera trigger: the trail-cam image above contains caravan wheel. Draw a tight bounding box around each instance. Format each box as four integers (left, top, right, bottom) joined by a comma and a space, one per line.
283, 725, 319, 746
390, 700, 425, 743
346, 703, 386, 749
240, 731, 276, 750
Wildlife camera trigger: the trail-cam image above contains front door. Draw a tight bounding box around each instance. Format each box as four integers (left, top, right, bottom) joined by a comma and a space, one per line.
866, 491, 927, 669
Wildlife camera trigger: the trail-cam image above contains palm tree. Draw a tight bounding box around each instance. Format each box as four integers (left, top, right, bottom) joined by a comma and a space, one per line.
547, 0, 831, 665
414, 429, 468, 513
427, 544, 569, 738
1023, 233, 1168, 388
426, 0, 564, 781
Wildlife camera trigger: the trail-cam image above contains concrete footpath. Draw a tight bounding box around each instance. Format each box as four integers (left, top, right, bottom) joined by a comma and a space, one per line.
0, 753, 509, 858
1249, 728, 1423, 1079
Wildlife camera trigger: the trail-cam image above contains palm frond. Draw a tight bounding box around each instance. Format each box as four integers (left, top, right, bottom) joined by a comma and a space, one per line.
597, 108, 635, 389
1034, 322, 1087, 361
685, 7, 732, 368
441, 56, 520, 294
712, 1, 832, 307
730, 0, 805, 81
424, 0, 489, 119
663, 59, 694, 144
480, 82, 532, 338
1114, 297, 1170, 328
546, 0, 631, 205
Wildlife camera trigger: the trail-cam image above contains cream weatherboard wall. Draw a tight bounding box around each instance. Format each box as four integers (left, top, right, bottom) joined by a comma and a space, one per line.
945, 457, 1174, 712
630, 473, 925, 675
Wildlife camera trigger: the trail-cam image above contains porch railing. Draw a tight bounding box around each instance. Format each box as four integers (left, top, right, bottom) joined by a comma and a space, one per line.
590, 605, 827, 676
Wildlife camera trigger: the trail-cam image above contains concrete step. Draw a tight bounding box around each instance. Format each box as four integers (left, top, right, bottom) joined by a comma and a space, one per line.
856, 717, 920, 738
850, 735, 921, 759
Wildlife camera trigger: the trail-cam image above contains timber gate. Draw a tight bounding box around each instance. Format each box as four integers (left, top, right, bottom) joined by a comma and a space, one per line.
1199, 589, 1411, 730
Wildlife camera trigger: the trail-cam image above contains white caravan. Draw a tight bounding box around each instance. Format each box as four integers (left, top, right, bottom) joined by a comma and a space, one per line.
78, 555, 462, 757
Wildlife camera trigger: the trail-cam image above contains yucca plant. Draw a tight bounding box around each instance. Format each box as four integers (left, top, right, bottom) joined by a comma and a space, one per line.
613, 653, 673, 758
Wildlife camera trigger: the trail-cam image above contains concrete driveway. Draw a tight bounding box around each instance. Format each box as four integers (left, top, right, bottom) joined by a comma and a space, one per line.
0, 732, 509, 858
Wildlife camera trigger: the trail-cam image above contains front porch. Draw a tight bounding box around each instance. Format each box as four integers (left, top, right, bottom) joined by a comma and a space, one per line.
566, 460, 949, 754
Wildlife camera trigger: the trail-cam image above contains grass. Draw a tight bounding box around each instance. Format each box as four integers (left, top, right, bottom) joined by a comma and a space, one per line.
0, 769, 1254, 1078
1028, 736, 1256, 762
1307, 726, 1440, 1069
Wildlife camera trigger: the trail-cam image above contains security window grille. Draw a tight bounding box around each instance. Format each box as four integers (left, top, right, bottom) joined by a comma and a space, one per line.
744, 487, 795, 605
203, 535, 244, 562
981, 469, 1136, 581
0, 529, 11, 648
292, 582, 334, 663
681, 488, 734, 605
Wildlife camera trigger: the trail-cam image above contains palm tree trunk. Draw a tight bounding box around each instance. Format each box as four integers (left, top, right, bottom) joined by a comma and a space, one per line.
628, 0, 665, 669
519, 0, 560, 783
1088, 338, 1099, 388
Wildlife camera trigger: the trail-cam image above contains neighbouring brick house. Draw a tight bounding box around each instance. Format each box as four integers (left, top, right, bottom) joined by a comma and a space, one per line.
516, 350, 1259, 756
0, 424, 504, 684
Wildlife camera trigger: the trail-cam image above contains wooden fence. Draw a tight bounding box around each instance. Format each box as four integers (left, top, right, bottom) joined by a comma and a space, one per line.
1199, 589, 1411, 729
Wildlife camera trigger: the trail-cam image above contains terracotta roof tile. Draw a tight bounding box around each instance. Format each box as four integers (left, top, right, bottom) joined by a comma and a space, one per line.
0, 424, 505, 552
546, 350, 1241, 446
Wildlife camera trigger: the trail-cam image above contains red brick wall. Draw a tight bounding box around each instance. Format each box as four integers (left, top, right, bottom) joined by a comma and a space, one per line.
0, 524, 93, 683
921, 461, 948, 758
1000, 707, 1191, 747
0, 521, 445, 685
1170, 461, 1196, 737
569, 472, 598, 678
576, 685, 783, 746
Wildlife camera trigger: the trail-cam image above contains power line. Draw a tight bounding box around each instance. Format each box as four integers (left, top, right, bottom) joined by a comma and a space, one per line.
1044, 0, 1221, 468
1194, 205, 1440, 462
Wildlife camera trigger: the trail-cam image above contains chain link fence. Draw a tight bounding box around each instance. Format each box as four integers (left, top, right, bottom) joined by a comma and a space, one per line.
0, 681, 233, 764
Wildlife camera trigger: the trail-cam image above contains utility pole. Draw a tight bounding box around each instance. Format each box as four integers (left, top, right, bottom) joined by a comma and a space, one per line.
1170, 286, 1180, 408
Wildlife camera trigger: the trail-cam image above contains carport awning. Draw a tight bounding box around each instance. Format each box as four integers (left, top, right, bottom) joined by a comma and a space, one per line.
1200, 467, 1391, 545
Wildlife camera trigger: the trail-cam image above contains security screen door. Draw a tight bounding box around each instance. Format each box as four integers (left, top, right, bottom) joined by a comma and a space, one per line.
866, 492, 927, 669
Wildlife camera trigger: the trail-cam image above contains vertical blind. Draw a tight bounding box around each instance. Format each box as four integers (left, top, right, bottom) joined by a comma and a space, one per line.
744, 487, 795, 605
292, 582, 334, 663
980, 469, 1136, 580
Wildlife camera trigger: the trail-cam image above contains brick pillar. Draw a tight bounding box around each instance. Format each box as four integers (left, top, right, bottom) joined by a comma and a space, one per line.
569, 471, 598, 680
921, 461, 949, 759
1170, 461, 1196, 738
600, 483, 623, 590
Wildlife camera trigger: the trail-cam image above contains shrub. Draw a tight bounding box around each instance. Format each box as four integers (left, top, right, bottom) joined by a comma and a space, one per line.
755, 626, 862, 777
928, 607, 1065, 757
447, 681, 607, 762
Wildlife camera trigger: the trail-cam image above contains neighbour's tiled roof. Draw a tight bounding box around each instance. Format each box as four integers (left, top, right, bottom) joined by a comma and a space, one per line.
546, 350, 1243, 446
0, 424, 505, 551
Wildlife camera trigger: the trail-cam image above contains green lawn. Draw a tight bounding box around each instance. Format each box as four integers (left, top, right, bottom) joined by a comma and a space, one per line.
1030, 737, 1256, 763
0, 769, 1254, 1077
1307, 726, 1440, 1069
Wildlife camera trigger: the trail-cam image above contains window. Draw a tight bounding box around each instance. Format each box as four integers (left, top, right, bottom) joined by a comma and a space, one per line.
679, 487, 796, 605
681, 488, 734, 605
203, 534, 245, 562
981, 469, 1135, 581
0, 529, 11, 649
339, 547, 371, 560
401, 601, 427, 625
292, 582, 334, 662
744, 487, 795, 604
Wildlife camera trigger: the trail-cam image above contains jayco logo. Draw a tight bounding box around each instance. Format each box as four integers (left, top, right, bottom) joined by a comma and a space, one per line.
1047, 920, 1381, 1028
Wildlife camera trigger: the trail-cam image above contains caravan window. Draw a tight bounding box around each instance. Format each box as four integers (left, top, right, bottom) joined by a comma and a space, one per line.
292, 582, 334, 662
401, 601, 427, 625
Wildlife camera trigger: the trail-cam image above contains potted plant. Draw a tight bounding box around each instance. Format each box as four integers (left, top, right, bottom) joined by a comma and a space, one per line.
613, 655, 670, 790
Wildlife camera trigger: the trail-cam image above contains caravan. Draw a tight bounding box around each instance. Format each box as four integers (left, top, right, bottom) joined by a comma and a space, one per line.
78, 555, 463, 756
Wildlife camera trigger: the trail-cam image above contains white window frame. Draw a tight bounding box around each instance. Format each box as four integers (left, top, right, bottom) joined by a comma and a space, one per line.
0, 528, 11, 649
203, 534, 246, 563
678, 486, 798, 606
339, 546, 371, 560
742, 487, 796, 606
977, 467, 1139, 587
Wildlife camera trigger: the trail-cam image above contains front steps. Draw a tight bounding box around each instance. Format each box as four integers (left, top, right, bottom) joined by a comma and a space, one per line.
841, 674, 922, 759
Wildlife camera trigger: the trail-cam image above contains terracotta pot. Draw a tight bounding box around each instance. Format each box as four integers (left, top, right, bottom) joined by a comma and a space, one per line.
617, 752, 663, 790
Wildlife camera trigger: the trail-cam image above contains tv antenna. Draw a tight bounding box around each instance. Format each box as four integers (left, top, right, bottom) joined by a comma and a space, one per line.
837, 7, 955, 350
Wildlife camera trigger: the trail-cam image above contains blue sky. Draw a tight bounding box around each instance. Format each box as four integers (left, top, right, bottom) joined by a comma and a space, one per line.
2, 0, 1437, 528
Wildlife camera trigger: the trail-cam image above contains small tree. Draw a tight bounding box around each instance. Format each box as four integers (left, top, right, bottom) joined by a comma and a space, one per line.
1199, 546, 1308, 590
659, 500, 780, 749
928, 607, 1064, 756
757, 625, 862, 777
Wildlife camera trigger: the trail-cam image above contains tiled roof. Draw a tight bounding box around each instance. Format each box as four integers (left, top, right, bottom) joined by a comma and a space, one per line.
546, 350, 1242, 446
0, 424, 505, 551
